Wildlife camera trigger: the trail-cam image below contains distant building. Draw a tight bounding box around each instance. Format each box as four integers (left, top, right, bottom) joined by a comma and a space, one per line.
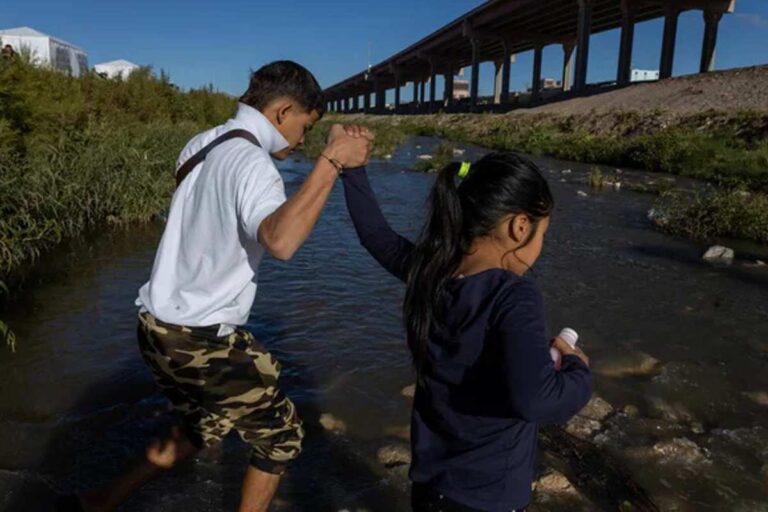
631, 69, 660, 82
0, 26, 88, 76
540, 78, 562, 90
95, 59, 140, 79
453, 79, 470, 99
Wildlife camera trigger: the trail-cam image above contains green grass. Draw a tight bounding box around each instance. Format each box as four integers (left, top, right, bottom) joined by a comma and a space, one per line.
0, 58, 236, 287
654, 188, 768, 244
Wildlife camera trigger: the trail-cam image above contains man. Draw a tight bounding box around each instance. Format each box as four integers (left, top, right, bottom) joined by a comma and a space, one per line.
71, 61, 373, 512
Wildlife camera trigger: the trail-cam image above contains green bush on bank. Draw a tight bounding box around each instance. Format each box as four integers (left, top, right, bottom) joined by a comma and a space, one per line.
654, 188, 768, 244
0, 58, 236, 284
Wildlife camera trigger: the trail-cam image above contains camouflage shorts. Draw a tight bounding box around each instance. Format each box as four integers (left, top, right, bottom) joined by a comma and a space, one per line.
137, 312, 304, 475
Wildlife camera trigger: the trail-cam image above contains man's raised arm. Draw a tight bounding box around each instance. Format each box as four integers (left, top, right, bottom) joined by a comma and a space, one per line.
258, 124, 372, 260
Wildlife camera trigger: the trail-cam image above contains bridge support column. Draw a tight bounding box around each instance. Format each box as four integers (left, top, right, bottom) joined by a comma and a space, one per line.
617, 0, 635, 86
531, 44, 543, 104
494, 59, 503, 104
412, 81, 418, 108
574, 0, 592, 93
375, 81, 385, 113
420, 80, 426, 107
470, 38, 480, 111
500, 41, 511, 105
394, 75, 401, 113
429, 61, 437, 112
444, 67, 455, 108
353, 95, 359, 112
700, 9, 723, 73
363, 90, 370, 114
562, 43, 575, 92
660, 5, 680, 79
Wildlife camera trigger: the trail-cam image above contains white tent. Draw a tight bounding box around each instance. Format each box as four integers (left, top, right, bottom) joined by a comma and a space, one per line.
94, 59, 140, 79
0, 26, 88, 77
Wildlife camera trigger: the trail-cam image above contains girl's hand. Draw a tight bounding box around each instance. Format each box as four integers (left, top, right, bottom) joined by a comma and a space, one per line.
552, 336, 590, 368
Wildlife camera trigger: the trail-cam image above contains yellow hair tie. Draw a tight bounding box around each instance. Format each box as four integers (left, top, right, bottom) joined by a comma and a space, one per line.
458, 161, 471, 178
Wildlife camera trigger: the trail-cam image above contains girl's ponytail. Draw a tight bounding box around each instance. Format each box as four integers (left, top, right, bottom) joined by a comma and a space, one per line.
404, 162, 465, 368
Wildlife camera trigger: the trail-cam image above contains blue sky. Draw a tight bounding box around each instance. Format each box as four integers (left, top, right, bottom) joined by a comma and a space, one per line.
4, 0, 768, 100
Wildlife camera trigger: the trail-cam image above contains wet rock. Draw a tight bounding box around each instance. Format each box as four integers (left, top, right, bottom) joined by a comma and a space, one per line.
647, 396, 696, 424
383, 154, 392, 160
565, 415, 602, 440
319, 413, 347, 434
622, 405, 640, 418
702, 245, 734, 265
377, 443, 411, 467
382, 463, 411, 492
579, 396, 614, 422
652, 438, 709, 465
532, 470, 593, 511
613, 182, 622, 191
744, 259, 766, 268
452, 148, 465, 157
417, 154, 433, 160
743, 391, 768, 407
561, 168, 572, 174
577, 190, 588, 197
594, 351, 663, 378
534, 470, 573, 493
401, 384, 416, 398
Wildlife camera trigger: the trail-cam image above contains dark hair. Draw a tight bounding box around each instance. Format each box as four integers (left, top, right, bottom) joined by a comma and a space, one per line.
239, 60, 325, 116
403, 152, 554, 368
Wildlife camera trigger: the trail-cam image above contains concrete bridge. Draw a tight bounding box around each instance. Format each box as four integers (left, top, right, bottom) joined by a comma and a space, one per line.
323, 0, 736, 114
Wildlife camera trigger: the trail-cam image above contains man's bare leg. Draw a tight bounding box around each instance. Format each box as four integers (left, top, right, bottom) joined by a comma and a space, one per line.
239, 465, 281, 512
77, 428, 198, 512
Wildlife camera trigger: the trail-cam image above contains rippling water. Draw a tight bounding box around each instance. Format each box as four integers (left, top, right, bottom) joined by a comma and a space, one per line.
1, 137, 767, 511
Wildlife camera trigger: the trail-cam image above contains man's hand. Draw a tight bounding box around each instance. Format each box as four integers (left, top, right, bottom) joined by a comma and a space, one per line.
552, 336, 590, 368
323, 124, 373, 168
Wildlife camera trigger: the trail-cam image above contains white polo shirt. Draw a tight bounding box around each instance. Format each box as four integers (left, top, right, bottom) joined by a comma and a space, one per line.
136, 103, 289, 333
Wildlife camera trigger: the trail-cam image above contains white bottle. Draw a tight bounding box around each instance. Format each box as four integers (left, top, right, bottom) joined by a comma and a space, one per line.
550, 328, 579, 370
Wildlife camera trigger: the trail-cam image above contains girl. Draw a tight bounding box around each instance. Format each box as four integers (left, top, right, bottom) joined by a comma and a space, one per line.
341, 151, 593, 512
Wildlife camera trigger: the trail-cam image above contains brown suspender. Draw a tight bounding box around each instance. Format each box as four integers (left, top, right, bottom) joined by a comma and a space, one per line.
174, 129, 262, 188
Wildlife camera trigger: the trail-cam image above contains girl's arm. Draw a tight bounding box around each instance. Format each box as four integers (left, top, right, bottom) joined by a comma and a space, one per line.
341, 167, 414, 282
496, 279, 593, 424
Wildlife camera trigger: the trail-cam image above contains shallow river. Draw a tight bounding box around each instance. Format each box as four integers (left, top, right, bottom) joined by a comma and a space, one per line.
1, 137, 767, 511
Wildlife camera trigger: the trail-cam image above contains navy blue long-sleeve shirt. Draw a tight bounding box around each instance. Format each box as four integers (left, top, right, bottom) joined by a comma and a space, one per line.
341, 168, 593, 512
